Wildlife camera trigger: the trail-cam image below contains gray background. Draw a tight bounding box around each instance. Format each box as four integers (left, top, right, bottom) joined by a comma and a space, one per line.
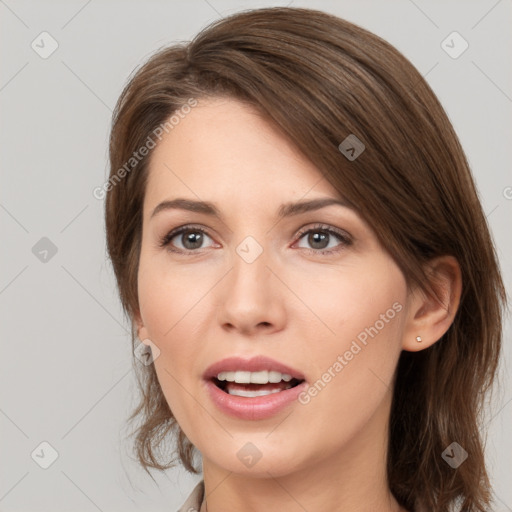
1, 0, 511, 510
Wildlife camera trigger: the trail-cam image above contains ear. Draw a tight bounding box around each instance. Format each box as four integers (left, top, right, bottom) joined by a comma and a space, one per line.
133, 309, 150, 344
402, 255, 462, 352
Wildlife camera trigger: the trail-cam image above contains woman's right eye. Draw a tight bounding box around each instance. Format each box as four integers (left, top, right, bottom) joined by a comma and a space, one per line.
159, 226, 216, 253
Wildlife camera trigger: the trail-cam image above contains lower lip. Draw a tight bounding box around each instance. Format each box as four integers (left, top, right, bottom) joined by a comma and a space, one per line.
204, 379, 308, 420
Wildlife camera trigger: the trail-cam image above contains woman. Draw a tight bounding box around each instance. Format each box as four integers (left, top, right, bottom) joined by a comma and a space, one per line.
105, 7, 506, 512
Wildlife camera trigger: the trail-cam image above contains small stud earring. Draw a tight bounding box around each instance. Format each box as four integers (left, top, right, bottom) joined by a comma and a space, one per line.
416, 336, 422, 343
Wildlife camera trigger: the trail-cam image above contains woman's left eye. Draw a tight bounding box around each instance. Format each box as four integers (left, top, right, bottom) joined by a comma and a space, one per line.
294, 224, 352, 254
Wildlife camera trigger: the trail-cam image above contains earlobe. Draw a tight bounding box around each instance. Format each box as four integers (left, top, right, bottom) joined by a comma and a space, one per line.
402, 256, 462, 352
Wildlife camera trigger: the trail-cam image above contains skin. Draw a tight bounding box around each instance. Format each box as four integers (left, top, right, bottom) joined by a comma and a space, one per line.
135, 97, 461, 512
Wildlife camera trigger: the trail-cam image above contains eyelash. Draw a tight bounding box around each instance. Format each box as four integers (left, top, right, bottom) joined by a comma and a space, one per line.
158, 223, 352, 256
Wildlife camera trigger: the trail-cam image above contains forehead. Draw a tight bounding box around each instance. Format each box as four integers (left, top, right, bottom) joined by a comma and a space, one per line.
144, 97, 342, 212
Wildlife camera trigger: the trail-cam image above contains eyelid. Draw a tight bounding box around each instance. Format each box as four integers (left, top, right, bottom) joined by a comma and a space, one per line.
294, 223, 352, 242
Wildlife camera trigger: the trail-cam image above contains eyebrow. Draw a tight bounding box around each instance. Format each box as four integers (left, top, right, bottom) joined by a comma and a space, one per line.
150, 197, 352, 220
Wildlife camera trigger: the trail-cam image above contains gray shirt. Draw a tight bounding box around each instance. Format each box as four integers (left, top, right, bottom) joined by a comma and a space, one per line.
176, 480, 427, 511
177, 481, 204, 512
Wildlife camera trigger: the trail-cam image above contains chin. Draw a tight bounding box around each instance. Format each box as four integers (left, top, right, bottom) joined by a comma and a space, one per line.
199, 435, 312, 478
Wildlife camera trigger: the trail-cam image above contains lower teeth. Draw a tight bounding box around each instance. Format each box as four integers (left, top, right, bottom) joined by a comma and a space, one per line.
228, 388, 283, 397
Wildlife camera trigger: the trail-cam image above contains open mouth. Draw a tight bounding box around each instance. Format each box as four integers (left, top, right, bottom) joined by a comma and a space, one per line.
212, 371, 305, 398
204, 361, 307, 419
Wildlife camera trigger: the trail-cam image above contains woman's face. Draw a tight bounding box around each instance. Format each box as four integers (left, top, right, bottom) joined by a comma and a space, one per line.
136, 97, 411, 477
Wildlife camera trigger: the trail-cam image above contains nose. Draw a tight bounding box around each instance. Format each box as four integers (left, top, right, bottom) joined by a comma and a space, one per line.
217, 245, 286, 337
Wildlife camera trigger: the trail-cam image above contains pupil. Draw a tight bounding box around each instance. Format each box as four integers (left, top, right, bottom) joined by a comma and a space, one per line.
309, 231, 328, 249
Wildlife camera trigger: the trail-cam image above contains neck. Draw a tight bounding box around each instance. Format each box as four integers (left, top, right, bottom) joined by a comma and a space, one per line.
201, 455, 403, 512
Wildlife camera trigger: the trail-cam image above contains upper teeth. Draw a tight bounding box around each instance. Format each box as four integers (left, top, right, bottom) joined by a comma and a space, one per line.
217, 370, 293, 384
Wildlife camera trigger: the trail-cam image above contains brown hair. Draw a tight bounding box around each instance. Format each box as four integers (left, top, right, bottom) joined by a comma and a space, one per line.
105, 7, 506, 511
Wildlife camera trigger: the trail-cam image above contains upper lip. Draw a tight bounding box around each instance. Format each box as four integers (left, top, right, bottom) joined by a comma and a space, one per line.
203, 355, 305, 381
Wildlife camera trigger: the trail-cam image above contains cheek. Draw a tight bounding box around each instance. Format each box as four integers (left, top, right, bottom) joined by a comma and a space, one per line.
299, 262, 406, 393
299, 263, 406, 424
305, 261, 406, 341
137, 251, 210, 339
136, 254, 213, 400
137, 265, 202, 422
138, 253, 198, 396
